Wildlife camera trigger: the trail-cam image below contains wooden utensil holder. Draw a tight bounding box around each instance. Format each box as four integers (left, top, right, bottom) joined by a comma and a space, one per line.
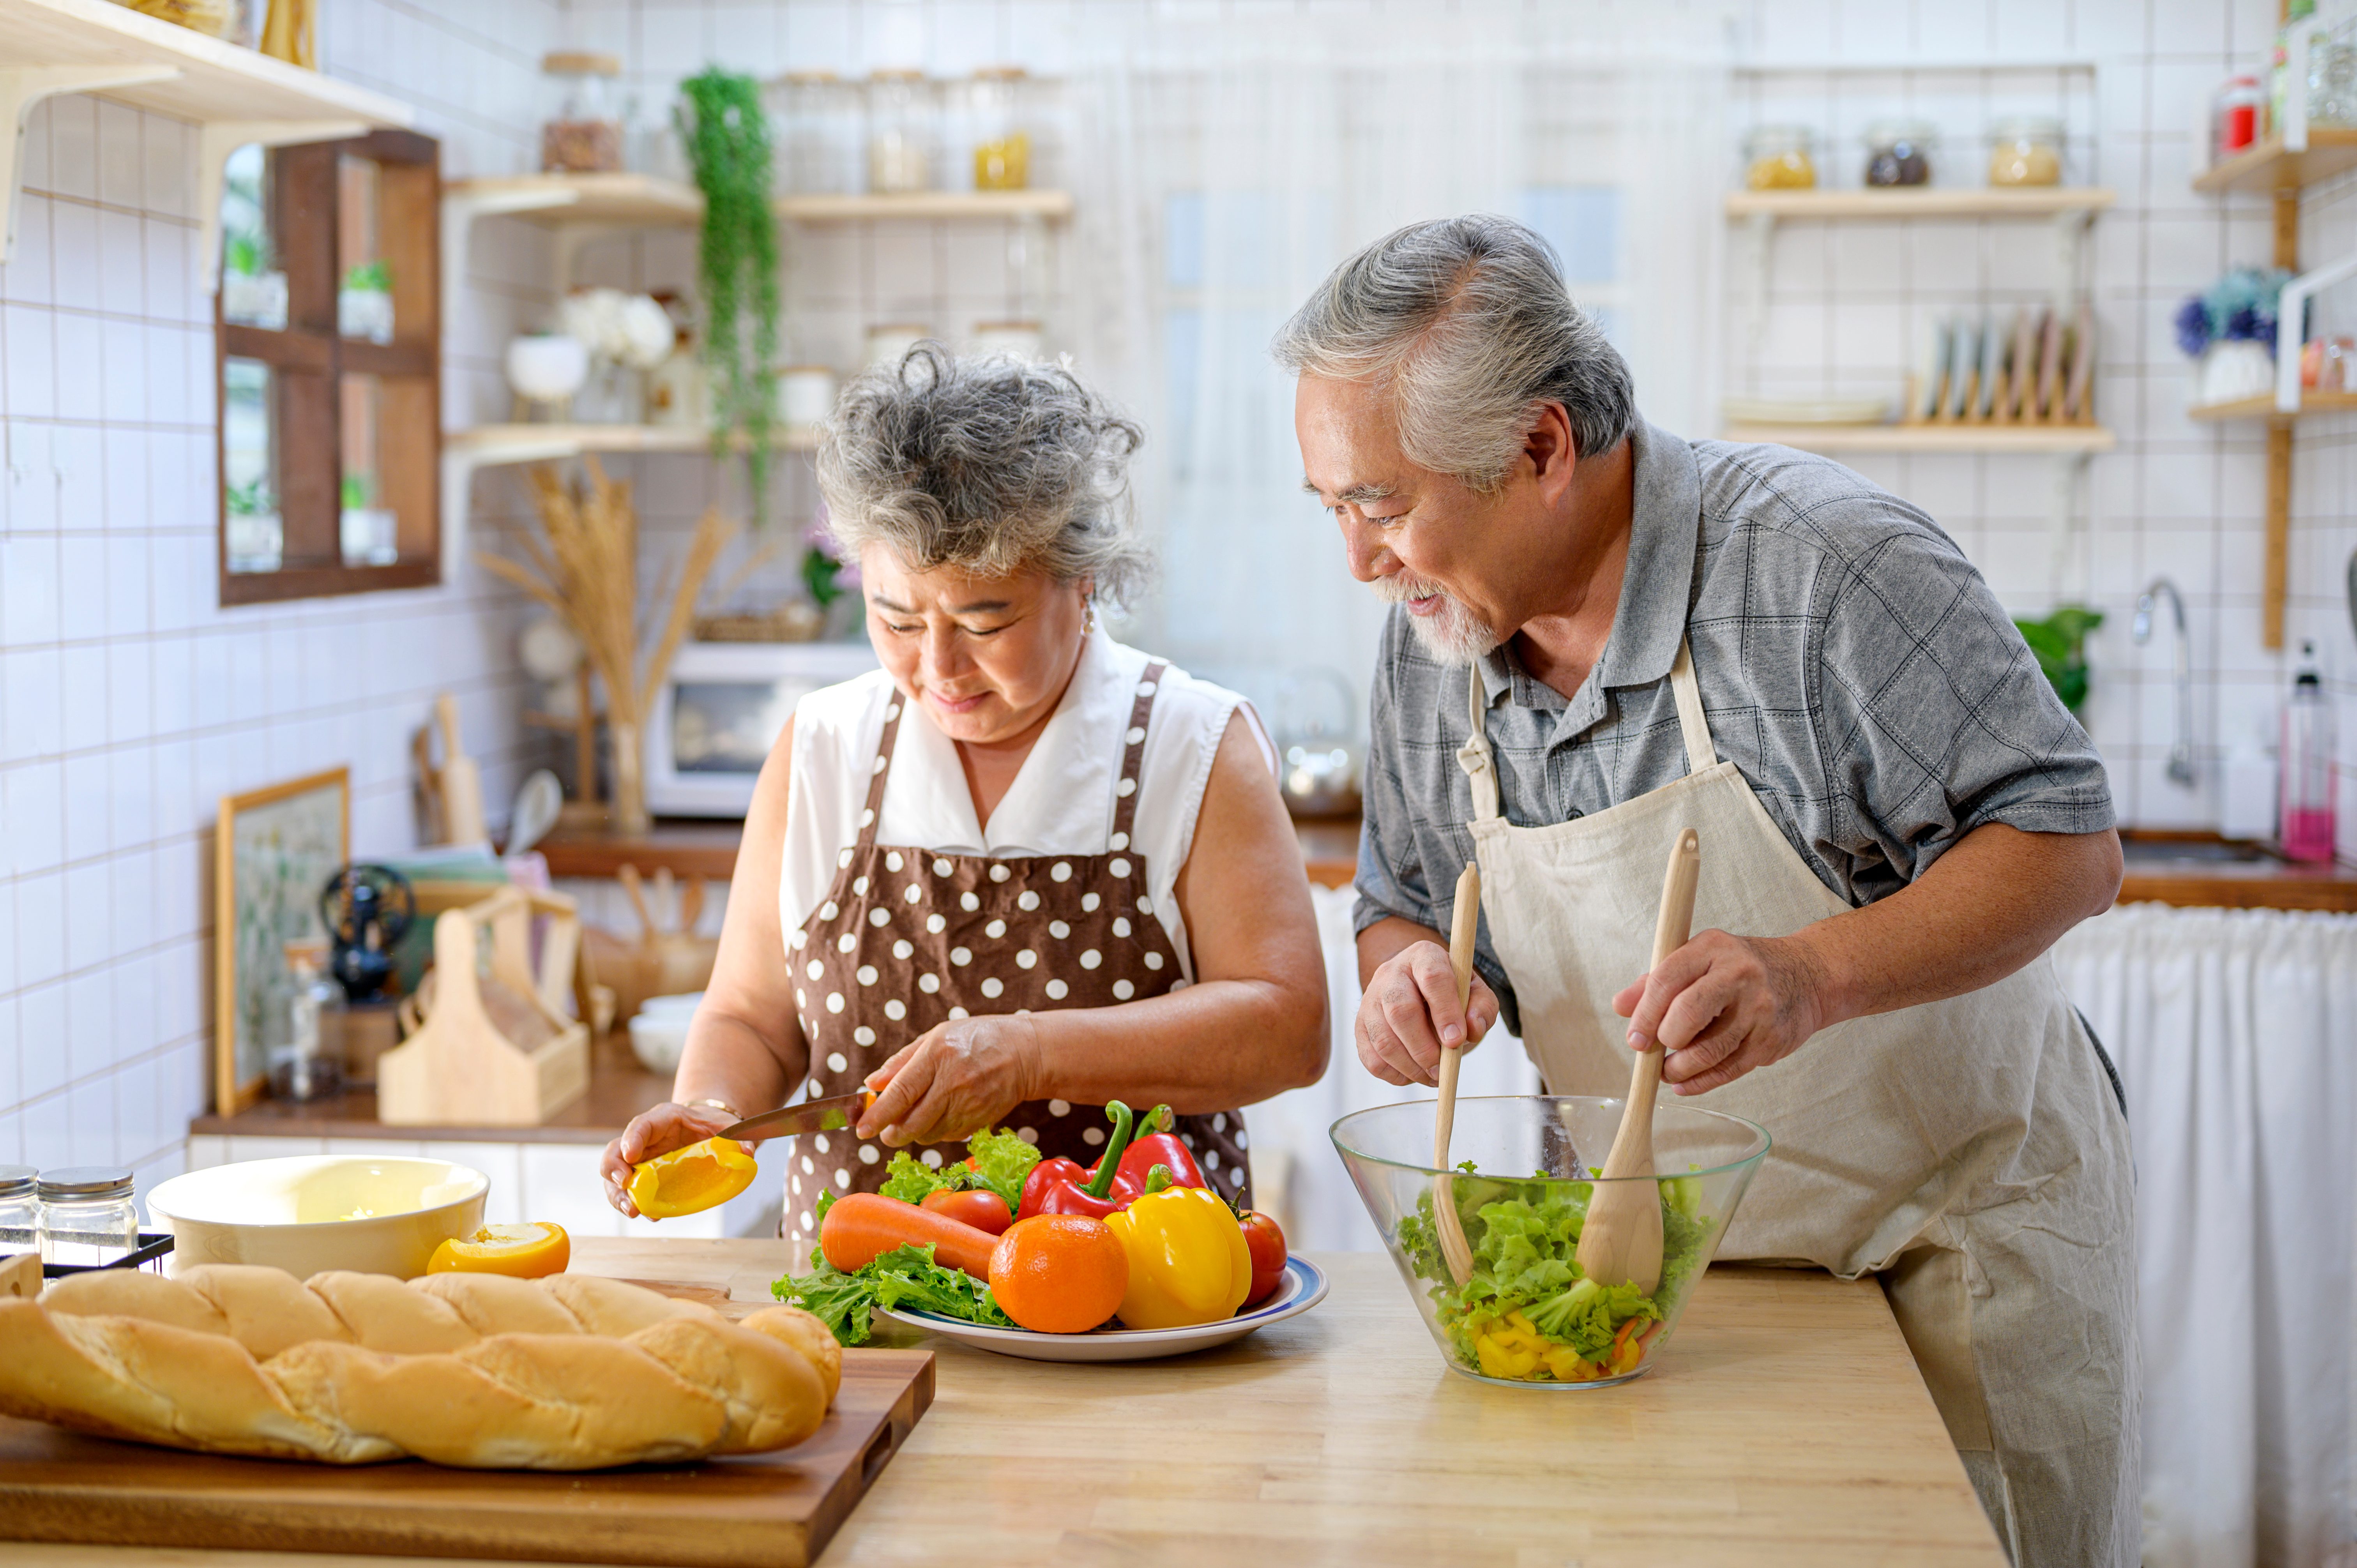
378, 886, 589, 1126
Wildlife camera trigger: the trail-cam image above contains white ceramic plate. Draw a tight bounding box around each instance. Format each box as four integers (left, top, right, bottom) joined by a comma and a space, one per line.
882, 1255, 1329, 1363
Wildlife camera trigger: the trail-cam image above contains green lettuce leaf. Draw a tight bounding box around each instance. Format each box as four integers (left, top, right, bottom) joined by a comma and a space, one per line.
877, 1151, 954, 1204
773, 1242, 1012, 1346
961, 1126, 1042, 1210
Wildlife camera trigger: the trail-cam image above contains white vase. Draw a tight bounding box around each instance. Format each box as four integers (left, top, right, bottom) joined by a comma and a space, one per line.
2195, 339, 2274, 406
505, 334, 591, 407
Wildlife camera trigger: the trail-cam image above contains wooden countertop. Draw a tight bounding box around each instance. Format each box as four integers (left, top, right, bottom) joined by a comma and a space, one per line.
189, 1031, 669, 1144
543, 816, 2355, 910
11, 1240, 2005, 1567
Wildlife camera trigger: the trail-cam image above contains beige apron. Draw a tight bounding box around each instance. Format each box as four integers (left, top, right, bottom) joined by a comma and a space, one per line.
1457, 645, 2138, 1568
779, 662, 1250, 1246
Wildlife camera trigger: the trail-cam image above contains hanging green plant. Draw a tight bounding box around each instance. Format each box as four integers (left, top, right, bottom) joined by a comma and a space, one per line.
2015, 604, 2104, 714
678, 68, 779, 524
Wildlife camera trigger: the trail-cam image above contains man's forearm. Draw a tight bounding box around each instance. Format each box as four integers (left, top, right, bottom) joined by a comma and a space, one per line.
1790, 823, 2121, 1030
1358, 913, 1445, 990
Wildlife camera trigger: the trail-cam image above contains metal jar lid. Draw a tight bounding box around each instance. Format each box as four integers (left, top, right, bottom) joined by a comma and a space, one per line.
37, 1167, 134, 1200
0, 1165, 36, 1198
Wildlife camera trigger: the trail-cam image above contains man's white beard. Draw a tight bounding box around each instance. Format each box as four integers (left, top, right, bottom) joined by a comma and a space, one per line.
1375, 576, 1501, 664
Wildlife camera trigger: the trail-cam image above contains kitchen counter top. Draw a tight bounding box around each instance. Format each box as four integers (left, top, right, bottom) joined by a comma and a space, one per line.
11, 1241, 2004, 1566
189, 1031, 668, 1144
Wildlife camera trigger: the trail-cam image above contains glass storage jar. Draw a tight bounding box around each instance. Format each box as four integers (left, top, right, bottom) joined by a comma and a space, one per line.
39, 1167, 138, 1268
966, 67, 1033, 191
540, 51, 624, 175
0, 1166, 37, 1259
2313, 40, 2357, 129
1987, 115, 2064, 186
1742, 124, 1817, 190
867, 70, 936, 194
270, 941, 346, 1103
770, 70, 859, 194
1863, 118, 1936, 186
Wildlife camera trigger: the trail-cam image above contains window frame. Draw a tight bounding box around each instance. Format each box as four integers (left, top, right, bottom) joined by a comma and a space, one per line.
216, 128, 443, 606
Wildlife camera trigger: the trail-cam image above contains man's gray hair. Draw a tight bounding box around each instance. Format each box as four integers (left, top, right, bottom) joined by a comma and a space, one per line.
817, 344, 1152, 606
1270, 214, 1636, 490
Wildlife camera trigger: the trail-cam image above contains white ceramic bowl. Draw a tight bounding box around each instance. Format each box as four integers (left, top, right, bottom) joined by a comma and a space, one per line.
504, 332, 590, 402
628, 992, 701, 1073
147, 1156, 488, 1280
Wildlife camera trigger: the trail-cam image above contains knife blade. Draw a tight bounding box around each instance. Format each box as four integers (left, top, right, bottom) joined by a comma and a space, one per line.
720, 1090, 874, 1143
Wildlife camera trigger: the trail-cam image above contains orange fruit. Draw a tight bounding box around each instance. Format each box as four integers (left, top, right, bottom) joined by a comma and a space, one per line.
627, 1137, 757, 1219
988, 1214, 1129, 1334
427, 1222, 571, 1277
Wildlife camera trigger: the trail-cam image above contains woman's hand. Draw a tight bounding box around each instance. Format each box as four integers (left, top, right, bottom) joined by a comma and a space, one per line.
1611, 931, 1830, 1095
601, 1102, 739, 1218
1355, 938, 1501, 1088
856, 1016, 1042, 1148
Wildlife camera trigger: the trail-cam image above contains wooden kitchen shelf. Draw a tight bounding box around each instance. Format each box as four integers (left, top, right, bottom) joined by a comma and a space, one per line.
2187, 388, 2357, 424
1723, 187, 2115, 220
776, 189, 1074, 222
2192, 128, 2357, 196
1723, 422, 2117, 454
0, 0, 415, 278
443, 171, 701, 227
447, 423, 820, 462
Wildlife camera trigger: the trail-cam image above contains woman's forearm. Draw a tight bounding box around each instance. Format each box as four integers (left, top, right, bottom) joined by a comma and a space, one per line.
1794, 822, 2122, 1030
1021, 976, 1327, 1114
671, 1010, 804, 1116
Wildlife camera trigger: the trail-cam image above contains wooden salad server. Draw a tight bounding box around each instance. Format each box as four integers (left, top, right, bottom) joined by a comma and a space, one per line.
1573, 828, 1701, 1298
1433, 862, 1483, 1285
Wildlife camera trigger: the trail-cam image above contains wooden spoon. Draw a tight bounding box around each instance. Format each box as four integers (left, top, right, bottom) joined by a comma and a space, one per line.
1574, 828, 1701, 1297
1432, 862, 1482, 1285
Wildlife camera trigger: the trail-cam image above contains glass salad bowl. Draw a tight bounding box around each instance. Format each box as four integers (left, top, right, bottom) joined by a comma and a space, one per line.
1332, 1095, 1769, 1389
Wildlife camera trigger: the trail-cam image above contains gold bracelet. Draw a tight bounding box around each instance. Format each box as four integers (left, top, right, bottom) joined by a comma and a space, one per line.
683, 1098, 741, 1119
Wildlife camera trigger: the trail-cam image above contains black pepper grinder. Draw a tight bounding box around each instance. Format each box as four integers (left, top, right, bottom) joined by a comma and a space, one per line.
320, 864, 415, 1003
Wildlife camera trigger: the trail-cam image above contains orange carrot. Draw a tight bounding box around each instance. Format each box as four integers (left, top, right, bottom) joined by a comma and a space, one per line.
820, 1192, 1000, 1279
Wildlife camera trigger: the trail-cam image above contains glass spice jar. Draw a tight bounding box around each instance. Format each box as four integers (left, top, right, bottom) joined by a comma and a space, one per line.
967, 67, 1033, 191
1864, 118, 1936, 187
0, 1166, 37, 1259
867, 70, 936, 195
2213, 74, 2266, 161
770, 70, 859, 195
1987, 115, 2064, 187
39, 1167, 139, 1268
1742, 124, 1817, 190
540, 51, 625, 175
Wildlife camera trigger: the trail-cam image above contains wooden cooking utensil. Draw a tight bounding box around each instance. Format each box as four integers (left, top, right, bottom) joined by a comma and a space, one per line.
1574, 828, 1701, 1297
1432, 862, 1482, 1286
434, 693, 488, 848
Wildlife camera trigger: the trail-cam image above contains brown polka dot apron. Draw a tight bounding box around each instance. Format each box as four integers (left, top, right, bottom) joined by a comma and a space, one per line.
780, 662, 1251, 1244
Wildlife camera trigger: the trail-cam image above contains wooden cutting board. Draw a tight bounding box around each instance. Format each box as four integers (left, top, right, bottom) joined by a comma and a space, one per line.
0, 1347, 932, 1568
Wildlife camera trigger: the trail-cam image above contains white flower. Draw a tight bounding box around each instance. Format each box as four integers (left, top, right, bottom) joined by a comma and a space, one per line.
558, 288, 675, 369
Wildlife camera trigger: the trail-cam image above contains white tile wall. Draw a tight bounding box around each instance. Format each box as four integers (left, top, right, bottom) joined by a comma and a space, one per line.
1726, 0, 2357, 849
0, 0, 568, 1204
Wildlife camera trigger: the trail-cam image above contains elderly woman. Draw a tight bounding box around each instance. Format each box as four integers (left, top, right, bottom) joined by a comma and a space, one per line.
603, 347, 1328, 1239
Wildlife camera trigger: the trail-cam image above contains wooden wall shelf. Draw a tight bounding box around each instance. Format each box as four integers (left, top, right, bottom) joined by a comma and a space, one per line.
444, 172, 701, 227
2186, 389, 2357, 424
1723, 187, 2115, 220
776, 190, 1074, 222
1723, 423, 2117, 455
2192, 128, 2357, 196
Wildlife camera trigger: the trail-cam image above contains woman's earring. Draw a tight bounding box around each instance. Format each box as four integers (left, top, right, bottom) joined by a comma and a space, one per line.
1083, 598, 1097, 636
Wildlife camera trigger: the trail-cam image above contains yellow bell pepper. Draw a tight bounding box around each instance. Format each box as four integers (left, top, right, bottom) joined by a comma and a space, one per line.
1103, 1183, 1252, 1329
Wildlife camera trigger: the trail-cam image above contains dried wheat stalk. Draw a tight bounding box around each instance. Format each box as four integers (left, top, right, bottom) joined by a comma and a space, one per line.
476, 459, 739, 733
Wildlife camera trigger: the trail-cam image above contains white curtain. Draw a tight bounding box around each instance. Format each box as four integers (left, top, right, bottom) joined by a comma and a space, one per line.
1063, 3, 1732, 715
2054, 904, 2357, 1568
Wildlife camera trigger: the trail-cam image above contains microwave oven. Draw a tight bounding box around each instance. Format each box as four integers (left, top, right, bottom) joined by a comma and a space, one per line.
645, 640, 881, 817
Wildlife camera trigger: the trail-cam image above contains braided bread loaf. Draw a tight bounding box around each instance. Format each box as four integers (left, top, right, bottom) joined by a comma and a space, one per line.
0, 1265, 841, 1469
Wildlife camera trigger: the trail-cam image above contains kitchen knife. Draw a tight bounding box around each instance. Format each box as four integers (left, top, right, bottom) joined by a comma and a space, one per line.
720, 1090, 874, 1143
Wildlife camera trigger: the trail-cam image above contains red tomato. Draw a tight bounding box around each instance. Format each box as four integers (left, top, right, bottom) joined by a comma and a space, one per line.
922, 1188, 1014, 1236
1239, 1210, 1288, 1306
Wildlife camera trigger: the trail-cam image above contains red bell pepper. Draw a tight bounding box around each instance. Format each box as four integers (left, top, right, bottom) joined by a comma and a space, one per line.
1015, 1101, 1145, 1220
1114, 1104, 1209, 1194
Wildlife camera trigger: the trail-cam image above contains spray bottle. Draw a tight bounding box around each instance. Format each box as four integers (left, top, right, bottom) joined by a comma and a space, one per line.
2281, 639, 2337, 863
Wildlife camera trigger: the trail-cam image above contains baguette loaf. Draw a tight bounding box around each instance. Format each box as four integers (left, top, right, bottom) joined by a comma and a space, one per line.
0, 1265, 837, 1469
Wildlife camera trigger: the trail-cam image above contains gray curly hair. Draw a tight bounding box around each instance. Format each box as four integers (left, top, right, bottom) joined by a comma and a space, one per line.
815, 344, 1152, 608
1270, 214, 1636, 491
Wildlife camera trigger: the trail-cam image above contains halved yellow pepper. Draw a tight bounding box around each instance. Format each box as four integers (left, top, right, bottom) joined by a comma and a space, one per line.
1103, 1183, 1251, 1329
628, 1137, 757, 1219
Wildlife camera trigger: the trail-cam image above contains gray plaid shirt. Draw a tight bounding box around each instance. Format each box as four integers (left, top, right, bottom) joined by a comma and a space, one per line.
1353, 421, 2114, 1037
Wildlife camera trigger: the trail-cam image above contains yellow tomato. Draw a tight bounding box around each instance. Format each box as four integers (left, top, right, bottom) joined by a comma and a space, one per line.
627, 1136, 757, 1219
427, 1222, 571, 1277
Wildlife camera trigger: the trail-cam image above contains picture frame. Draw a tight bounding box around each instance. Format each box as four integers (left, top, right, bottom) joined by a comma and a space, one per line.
213, 767, 351, 1115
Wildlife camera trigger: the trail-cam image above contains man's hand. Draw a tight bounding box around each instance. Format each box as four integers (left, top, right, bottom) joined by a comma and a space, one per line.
1611, 931, 1830, 1095
857, 1015, 1042, 1147
1355, 938, 1500, 1088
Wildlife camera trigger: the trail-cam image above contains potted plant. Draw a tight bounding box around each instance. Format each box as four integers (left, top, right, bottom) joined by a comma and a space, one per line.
338, 260, 395, 344
2015, 604, 2103, 715
679, 69, 779, 523
224, 480, 283, 574
339, 473, 398, 567
2176, 267, 2294, 408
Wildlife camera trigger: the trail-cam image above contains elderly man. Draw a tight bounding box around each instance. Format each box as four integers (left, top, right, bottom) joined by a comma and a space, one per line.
1278, 215, 2134, 1567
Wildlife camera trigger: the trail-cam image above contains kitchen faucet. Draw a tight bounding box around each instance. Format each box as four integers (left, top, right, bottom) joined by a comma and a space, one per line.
2132, 577, 2194, 788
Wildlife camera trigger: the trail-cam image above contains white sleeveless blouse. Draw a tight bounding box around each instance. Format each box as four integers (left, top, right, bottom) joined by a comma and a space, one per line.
778, 629, 1273, 982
